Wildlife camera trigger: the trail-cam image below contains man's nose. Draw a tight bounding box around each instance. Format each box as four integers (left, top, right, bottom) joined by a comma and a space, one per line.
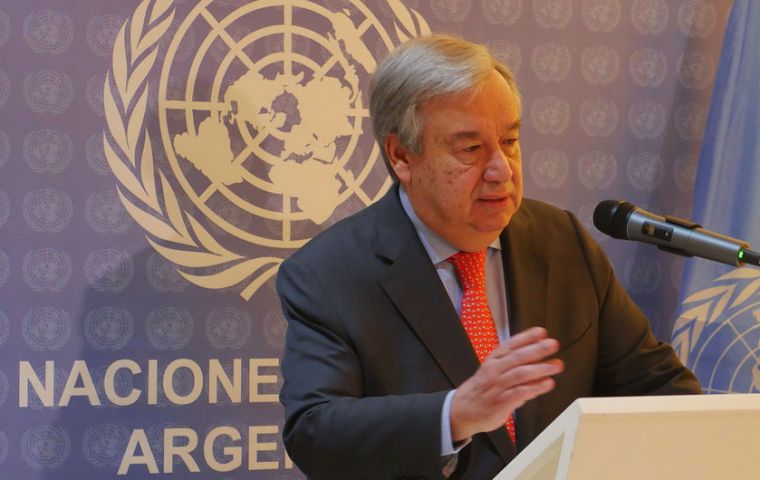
483, 148, 513, 182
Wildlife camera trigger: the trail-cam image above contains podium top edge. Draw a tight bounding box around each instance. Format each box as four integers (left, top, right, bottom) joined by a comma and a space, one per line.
574, 393, 760, 414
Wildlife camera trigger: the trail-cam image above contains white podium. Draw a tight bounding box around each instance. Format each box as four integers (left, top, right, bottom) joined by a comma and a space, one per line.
495, 394, 760, 480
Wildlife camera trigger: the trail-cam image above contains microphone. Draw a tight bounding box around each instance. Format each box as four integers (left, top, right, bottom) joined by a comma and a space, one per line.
592, 200, 760, 267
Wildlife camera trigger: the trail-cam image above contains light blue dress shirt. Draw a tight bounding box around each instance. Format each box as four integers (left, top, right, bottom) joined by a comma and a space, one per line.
398, 188, 511, 455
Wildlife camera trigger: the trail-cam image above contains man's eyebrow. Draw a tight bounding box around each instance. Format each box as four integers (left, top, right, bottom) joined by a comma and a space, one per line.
447, 131, 482, 143
445, 120, 522, 143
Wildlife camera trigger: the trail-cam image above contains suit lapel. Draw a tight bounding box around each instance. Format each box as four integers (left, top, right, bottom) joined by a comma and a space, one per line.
374, 187, 481, 388
373, 189, 551, 460
501, 206, 550, 449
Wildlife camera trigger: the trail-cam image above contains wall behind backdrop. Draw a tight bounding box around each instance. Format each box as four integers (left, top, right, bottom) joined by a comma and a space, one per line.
0, 0, 732, 478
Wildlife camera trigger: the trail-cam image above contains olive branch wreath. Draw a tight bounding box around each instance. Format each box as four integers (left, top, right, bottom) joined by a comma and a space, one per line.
103, 0, 429, 300
672, 267, 760, 365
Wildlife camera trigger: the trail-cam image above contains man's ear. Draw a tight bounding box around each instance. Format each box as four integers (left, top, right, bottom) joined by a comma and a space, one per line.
384, 133, 413, 183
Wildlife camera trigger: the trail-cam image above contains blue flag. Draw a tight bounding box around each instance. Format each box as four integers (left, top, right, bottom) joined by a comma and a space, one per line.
672, 0, 760, 394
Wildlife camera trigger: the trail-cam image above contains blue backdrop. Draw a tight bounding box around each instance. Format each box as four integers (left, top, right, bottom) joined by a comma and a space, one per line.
0, 1, 734, 478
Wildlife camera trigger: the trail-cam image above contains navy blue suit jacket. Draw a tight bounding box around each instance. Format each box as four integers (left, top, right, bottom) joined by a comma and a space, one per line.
277, 186, 700, 480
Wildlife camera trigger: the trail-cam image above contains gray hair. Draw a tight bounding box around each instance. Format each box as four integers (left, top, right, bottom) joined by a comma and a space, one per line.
369, 34, 521, 178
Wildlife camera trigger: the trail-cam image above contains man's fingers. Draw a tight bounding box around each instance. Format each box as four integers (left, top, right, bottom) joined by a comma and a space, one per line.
489, 336, 560, 368
495, 326, 548, 353
498, 377, 557, 406
451, 331, 565, 439
497, 359, 564, 387
451, 357, 564, 439
474, 358, 563, 398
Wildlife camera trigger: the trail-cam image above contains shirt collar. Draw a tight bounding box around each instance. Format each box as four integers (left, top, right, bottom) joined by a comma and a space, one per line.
398, 187, 501, 265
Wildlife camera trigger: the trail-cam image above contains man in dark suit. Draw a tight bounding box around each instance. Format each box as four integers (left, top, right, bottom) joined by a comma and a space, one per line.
277, 35, 701, 480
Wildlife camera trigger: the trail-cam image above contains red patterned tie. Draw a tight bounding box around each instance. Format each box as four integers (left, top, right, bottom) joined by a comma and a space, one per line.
448, 250, 516, 444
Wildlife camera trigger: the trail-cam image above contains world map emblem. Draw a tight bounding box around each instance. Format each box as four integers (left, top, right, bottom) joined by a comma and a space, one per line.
673, 268, 760, 393
104, 0, 429, 299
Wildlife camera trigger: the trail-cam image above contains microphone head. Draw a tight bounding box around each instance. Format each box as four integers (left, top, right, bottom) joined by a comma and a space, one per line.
593, 200, 635, 239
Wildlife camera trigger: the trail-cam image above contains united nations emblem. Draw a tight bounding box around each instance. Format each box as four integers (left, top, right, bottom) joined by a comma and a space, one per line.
627, 99, 666, 140
22, 10, 74, 55
531, 42, 572, 82
86, 14, 124, 57
22, 306, 72, 351
21, 425, 71, 470
530, 95, 570, 135
104, 0, 429, 300
675, 102, 707, 141
529, 148, 569, 189
627, 151, 663, 191
533, 0, 572, 30
678, 0, 716, 39
146, 306, 194, 351
579, 97, 618, 137
84, 306, 134, 351
84, 248, 134, 292
83, 424, 130, 468
578, 150, 617, 190
430, 0, 472, 23
580, 45, 619, 85
84, 191, 133, 233
146, 252, 189, 292
629, 47, 667, 87
21, 247, 73, 292
677, 51, 714, 90
23, 129, 73, 173
673, 268, 760, 393
23, 188, 73, 233
205, 306, 252, 349
487, 39, 522, 73
481, 0, 523, 26
581, 0, 621, 33
631, 0, 669, 36
23, 70, 73, 114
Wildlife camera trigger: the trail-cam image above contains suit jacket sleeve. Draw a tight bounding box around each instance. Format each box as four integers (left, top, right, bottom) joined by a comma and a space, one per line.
571, 212, 702, 396
277, 254, 449, 480
504, 202, 700, 440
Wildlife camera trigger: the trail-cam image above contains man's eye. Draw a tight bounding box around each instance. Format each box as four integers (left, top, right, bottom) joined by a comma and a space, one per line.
503, 138, 518, 146
463, 145, 481, 152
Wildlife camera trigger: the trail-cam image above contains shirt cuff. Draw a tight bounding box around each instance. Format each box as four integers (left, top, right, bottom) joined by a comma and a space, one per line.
441, 389, 471, 456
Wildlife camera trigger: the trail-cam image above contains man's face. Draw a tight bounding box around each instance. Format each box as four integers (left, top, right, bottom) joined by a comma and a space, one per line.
388, 70, 523, 251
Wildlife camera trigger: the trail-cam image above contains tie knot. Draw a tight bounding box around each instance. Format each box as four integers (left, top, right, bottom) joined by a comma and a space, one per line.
448, 250, 487, 290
